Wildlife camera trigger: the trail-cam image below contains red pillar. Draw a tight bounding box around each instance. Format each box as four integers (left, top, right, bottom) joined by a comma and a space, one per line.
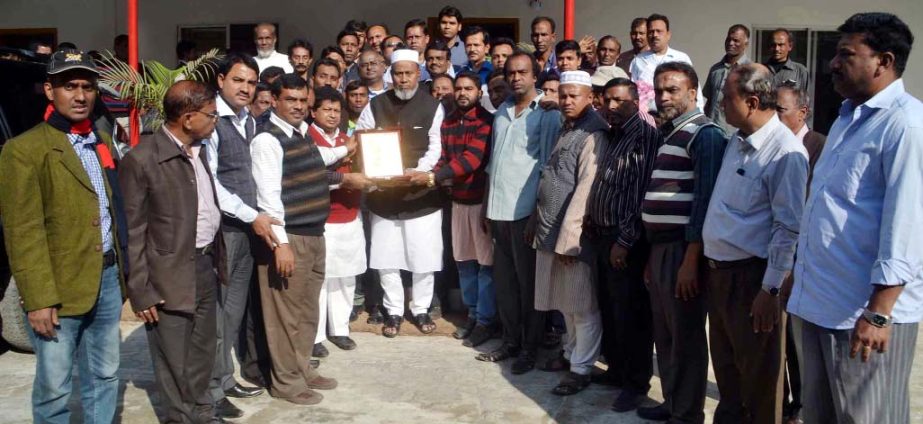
127, 0, 140, 146
564, 0, 575, 40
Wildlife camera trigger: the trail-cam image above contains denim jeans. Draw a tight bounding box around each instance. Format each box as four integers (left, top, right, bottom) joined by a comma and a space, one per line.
27, 265, 121, 424
456, 260, 495, 325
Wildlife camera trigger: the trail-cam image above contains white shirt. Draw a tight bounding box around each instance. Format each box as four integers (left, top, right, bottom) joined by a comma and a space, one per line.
250, 113, 348, 244
629, 47, 704, 110
206, 95, 258, 223
254, 50, 293, 74
355, 94, 444, 172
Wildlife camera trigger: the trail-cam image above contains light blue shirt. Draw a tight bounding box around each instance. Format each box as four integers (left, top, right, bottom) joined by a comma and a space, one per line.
486, 92, 562, 221
68, 132, 113, 252
788, 79, 923, 329
703, 114, 808, 287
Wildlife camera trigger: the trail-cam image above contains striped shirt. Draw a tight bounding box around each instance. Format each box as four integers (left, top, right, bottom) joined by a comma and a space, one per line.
435, 105, 493, 204
68, 132, 113, 252
588, 113, 663, 248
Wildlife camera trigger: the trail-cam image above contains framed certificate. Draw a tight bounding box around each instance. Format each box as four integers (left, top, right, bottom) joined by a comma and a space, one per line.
357, 129, 404, 179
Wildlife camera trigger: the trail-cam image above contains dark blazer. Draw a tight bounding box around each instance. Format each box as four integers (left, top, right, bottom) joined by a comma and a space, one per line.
119, 128, 226, 314
0, 122, 127, 316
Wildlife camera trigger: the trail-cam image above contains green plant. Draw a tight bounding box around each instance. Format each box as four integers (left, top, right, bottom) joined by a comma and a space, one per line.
96, 48, 223, 131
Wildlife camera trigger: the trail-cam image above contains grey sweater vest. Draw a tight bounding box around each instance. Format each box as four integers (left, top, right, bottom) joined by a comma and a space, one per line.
215, 114, 257, 231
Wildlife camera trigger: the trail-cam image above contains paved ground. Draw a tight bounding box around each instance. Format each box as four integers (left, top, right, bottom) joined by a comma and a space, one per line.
0, 316, 921, 423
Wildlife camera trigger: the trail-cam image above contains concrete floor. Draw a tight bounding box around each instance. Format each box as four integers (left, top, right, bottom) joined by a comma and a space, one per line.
0, 320, 921, 423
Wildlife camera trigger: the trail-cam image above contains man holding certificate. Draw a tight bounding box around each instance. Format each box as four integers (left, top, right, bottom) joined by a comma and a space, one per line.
355, 49, 446, 338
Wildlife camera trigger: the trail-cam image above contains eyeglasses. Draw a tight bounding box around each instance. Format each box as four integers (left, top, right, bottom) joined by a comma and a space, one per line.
192, 110, 220, 120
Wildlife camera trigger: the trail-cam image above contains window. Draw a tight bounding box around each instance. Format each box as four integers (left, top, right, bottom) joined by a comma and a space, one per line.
754, 27, 842, 134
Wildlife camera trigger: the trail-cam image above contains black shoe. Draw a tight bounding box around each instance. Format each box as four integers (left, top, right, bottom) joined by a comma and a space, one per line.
328, 335, 357, 350
367, 308, 384, 325
511, 350, 536, 375
349, 308, 358, 323
611, 389, 645, 412
454, 317, 476, 340
309, 359, 321, 369
312, 342, 329, 358
636, 403, 670, 421
462, 324, 493, 347
215, 398, 243, 419
590, 370, 624, 388
223, 383, 264, 398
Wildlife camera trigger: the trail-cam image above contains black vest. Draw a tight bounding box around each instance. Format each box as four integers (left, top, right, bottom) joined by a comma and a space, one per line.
215, 112, 257, 231
366, 89, 444, 219
261, 123, 330, 236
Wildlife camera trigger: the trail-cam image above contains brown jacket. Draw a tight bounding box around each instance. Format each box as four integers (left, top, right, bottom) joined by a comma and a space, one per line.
118, 128, 226, 314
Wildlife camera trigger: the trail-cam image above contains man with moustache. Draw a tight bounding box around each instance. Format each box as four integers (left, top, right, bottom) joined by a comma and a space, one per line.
617, 18, 649, 75
629, 14, 699, 111
355, 50, 445, 337
462, 26, 493, 85
764, 29, 811, 91
253, 23, 292, 74
478, 52, 562, 373
120, 80, 224, 423
250, 74, 352, 405
531, 71, 608, 396
204, 53, 274, 419
787, 13, 923, 423
312, 58, 342, 91
586, 77, 662, 412
288, 39, 314, 82
637, 61, 727, 422
704, 25, 752, 132
532, 17, 558, 75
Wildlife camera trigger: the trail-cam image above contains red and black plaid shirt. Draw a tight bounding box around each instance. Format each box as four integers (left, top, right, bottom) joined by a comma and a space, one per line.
434, 105, 493, 204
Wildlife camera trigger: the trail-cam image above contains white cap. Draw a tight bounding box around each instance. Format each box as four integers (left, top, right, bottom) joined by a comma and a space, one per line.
390, 49, 419, 64
560, 70, 593, 87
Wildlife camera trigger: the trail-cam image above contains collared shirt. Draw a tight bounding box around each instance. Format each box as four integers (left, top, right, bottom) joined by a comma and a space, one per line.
463, 60, 494, 86
588, 113, 663, 247
67, 132, 113, 252
629, 47, 704, 110
615, 49, 643, 75
250, 113, 348, 244
788, 79, 923, 328
703, 114, 808, 287
163, 127, 221, 248
206, 95, 259, 224
765, 58, 810, 92
703, 55, 752, 132
254, 50, 293, 74
485, 92, 563, 221
536, 50, 557, 75
448, 36, 468, 68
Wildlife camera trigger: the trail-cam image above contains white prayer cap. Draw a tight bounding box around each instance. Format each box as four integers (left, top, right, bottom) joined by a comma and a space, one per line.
390, 49, 419, 64
560, 70, 593, 87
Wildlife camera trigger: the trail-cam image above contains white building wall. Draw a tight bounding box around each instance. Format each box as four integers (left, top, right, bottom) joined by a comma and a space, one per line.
2, 0, 921, 93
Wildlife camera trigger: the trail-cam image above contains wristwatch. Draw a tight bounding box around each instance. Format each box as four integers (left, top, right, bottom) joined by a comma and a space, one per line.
862, 309, 892, 328
762, 285, 780, 296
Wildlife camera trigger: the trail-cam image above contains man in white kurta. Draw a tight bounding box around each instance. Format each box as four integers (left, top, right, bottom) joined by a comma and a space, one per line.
531, 71, 608, 396
355, 50, 445, 337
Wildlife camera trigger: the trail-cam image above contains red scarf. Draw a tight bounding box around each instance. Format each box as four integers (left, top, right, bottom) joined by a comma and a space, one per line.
44, 104, 115, 169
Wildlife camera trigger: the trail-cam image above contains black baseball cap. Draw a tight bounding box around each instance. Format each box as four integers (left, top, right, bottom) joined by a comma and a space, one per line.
47, 49, 98, 75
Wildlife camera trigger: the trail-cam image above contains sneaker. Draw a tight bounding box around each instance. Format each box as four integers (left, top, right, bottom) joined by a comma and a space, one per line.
312, 343, 329, 358
454, 317, 477, 340
462, 324, 493, 347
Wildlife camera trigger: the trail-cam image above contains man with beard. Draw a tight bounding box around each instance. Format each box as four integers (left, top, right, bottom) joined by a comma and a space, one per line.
479, 52, 561, 374
288, 39, 315, 82
253, 23, 293, 74
437, 5, 468, 68
410, 71, 495, 347
586, 78, 662, 412
366, 24, 389, 53
617, 18, 649, 75
531, 71, 608, 396
704, 25, 751, 132
637, 61, 727, 422
355, 50, 445, 338
764, 29, 811, 91
357, 48, 389, 98
532, 17, 558, 75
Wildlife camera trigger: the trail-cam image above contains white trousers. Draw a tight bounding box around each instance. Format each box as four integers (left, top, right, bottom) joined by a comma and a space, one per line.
379, 269, 434, 317
315, 276, 358, 343
562, 310, 603, 375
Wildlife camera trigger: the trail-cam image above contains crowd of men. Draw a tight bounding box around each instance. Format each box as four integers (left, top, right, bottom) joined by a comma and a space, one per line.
1, 5, 920, 424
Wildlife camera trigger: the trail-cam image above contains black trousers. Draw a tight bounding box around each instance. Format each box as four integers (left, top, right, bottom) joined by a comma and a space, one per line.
783, 318, 802, 417
490, 218, 545, 352
237, 243, 272, 387
146, 252, 218, 424
594, 233, 653, 395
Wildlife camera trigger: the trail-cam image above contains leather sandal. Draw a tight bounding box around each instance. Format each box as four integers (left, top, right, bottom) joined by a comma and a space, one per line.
552, 372, 591, 396
414, 313, 436, 334
382, 315, 402, 338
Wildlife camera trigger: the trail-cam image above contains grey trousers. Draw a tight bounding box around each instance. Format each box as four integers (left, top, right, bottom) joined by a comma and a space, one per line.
793, 316, 918, 424
647, 240, 709, 424
209, 230, 255, 402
